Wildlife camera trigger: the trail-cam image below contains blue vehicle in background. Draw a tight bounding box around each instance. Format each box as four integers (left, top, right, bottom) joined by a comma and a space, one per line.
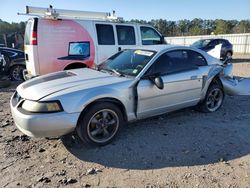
191, 38, 233, 60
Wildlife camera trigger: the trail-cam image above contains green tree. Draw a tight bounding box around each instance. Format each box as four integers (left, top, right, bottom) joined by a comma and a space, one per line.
233, 20, 250, 33
214, 19, 230, 34
0, 19, 25, 47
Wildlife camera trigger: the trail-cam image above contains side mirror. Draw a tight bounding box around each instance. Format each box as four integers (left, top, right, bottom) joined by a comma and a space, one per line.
153, 76, 164, 90
142, 73, 164, 89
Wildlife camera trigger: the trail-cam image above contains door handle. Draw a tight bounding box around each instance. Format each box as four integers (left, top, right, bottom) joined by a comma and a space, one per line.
118, 47, 122, 51
190, 75, 197, 80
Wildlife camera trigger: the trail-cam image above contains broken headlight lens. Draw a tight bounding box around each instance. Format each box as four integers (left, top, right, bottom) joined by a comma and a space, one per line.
22, 100, 63, 113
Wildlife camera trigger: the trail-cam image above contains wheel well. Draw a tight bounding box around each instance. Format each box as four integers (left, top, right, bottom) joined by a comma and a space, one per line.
226, 50, 233, 55
8, 64, 25, 72
64, 63, 87, 70
210, 75, 223, 88
78, 98, 128, 125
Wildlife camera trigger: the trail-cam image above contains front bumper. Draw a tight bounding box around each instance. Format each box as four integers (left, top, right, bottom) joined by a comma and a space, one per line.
10, 94, 80, 137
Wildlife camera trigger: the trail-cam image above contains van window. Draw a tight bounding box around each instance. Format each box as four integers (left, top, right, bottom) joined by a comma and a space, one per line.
140, 27, 161, 45
96, 24, 115, 45
116, 25, 136, 45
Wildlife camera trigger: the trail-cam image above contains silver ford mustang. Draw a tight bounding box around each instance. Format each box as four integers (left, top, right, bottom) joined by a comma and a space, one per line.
10, 45, 250, 146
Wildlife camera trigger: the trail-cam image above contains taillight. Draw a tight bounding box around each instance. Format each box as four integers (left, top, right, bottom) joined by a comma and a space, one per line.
31, 31, 37, 45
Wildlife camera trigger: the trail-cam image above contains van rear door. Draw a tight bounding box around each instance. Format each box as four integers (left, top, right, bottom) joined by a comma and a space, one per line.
24, 18, 39, 78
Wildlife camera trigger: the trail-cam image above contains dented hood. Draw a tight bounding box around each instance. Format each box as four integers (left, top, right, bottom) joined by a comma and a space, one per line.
17, 68, 130, 101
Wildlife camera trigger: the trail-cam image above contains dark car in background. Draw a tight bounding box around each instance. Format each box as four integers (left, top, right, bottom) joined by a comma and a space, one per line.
0, 47, 26, 81
0, 52, 11, 88
190, 38, 233, 60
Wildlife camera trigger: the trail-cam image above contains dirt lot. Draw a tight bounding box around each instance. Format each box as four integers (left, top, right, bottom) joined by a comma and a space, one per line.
0, 57, 250, 188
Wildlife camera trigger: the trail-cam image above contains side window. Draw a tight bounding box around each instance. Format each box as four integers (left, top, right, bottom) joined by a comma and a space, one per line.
166, 50, 196, 73
147, 53, 170, 75
209, 40, 218, 47
148, 50, 197, 75
116, 25, 136, 45
96, 24, 115, 45
140, 27, 161, 45
220, 39, 228, 46
187, 50, 207, 66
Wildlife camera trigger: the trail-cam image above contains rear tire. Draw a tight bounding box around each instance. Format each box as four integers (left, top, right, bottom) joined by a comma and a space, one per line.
198, 83, 224, 113
76, 102, 124, 146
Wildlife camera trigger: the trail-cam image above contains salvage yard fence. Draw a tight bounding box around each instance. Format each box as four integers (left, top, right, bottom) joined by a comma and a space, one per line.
165, 33, 250, 54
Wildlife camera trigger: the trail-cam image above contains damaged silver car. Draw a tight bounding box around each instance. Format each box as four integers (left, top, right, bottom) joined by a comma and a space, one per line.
10, 45, 250, 146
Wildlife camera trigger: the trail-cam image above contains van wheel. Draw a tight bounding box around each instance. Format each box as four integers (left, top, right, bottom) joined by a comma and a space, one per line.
76, 102, 123, 146
10, 65, 25, 81
198, 84, 224, 113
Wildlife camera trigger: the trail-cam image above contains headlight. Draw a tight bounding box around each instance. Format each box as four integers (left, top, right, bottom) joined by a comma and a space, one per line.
22, 100, 63, 113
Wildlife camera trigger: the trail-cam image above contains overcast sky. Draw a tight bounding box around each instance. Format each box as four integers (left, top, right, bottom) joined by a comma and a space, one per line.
0, 0, 250, 23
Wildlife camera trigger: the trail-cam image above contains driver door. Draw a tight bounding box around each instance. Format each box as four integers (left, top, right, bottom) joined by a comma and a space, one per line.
137, 50, 203, 119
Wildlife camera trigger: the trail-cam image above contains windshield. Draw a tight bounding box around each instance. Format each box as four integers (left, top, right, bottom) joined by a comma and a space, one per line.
98, 49, 156, 77
191, 39, 212, 48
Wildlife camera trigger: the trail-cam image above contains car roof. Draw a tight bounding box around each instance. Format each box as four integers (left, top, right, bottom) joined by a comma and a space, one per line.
128, 44, 182, 52
128, 44, 209, 54
199, 38, 228, 41
0, 47, 24, 53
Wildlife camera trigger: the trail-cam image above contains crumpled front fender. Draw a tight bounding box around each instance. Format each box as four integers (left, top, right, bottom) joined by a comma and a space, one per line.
200, 65, 223, 101
220, 76, 250, 96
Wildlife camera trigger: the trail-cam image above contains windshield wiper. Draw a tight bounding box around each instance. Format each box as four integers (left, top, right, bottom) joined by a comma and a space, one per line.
99, 68, 125, 77
110, 69, 125, 77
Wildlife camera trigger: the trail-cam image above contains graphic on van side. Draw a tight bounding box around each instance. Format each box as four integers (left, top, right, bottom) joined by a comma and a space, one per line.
38, 19, 95, 74
58, 41, 90, 60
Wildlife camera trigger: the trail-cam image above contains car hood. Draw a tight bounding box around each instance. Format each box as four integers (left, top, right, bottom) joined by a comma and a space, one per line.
17, 68, 131, 101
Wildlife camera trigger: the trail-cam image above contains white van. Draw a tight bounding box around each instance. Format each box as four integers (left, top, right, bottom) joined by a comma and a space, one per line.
22, 6, 165, 79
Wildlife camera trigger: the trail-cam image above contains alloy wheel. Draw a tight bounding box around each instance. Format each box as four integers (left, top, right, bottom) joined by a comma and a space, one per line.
11, 66, 24, 81
87, 109, 119, 144
206, 88, 223, 112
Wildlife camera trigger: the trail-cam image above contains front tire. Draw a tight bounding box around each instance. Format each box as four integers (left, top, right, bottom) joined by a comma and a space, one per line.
76, 102, 124, 146
198, 83, 224, 113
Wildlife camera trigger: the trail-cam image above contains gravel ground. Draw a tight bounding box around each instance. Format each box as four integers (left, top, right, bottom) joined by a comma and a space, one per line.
0, 58, 250, 188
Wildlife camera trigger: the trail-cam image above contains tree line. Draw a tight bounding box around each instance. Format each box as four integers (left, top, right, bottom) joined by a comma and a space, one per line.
129, 19, 250, 37
0, 18, 250, 47
0, 19, 26, 48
